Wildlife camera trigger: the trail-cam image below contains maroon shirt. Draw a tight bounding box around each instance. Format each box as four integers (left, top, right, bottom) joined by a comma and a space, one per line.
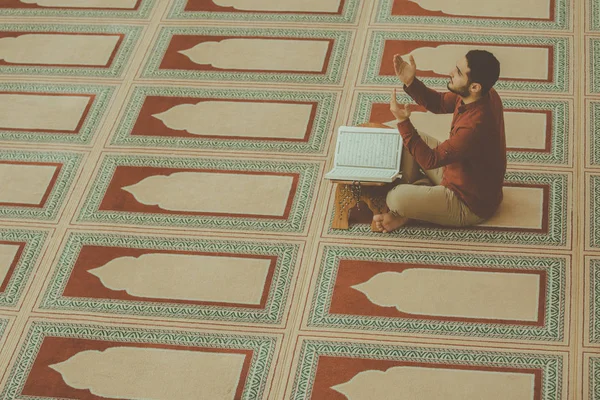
397, 78, 507, 219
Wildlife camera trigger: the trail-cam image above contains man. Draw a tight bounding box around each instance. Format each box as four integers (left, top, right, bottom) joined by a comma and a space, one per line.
373, 50, 506, 233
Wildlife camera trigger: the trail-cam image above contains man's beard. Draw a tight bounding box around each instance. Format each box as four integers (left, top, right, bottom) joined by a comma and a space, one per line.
447, 82, 470, 97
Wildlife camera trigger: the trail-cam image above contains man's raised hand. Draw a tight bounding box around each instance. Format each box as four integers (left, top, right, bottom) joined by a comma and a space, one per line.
393, 54, 416, 87
390, 88, 411, 122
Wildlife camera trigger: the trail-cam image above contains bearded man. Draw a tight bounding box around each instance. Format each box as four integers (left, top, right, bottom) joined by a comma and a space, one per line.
373, 50, 506, 232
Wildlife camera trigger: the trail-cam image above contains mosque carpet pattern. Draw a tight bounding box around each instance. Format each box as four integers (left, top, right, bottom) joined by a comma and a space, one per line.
0, 0, 596, 399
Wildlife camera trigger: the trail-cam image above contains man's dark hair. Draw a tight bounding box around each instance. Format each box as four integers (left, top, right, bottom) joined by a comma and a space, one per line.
465, 50, 500, 95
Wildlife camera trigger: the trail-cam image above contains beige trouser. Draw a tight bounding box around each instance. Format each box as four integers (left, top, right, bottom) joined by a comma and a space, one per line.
386, 132, 485, 227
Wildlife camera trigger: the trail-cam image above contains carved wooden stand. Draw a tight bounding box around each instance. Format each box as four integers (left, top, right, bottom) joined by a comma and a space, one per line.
330, 122, 401, 232
331, 180, 391, 232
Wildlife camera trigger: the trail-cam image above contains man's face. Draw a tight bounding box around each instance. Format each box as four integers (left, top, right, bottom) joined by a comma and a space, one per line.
447, 56, 471, 97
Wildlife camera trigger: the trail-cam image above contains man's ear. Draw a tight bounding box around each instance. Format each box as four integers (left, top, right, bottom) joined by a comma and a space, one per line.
469, 82, 482, 95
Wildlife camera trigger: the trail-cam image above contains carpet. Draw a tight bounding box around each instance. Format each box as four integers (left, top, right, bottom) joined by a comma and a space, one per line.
0, 0, 594, 399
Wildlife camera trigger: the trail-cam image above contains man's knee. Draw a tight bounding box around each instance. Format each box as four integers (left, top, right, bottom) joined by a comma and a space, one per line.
386, 185, 412, 215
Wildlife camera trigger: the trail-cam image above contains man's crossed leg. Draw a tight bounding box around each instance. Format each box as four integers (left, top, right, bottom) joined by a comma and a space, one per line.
373, 132, 484, 233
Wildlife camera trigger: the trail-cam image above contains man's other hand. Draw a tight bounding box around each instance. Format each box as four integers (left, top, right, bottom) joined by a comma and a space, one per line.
390, 88, 411, 122
393, 54, 416, 87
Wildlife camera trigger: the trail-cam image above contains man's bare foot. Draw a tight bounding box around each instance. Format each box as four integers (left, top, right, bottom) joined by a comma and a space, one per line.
373, 212, 409, 233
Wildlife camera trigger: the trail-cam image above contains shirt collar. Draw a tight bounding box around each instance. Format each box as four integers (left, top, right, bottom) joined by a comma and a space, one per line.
457, 92, 488, 113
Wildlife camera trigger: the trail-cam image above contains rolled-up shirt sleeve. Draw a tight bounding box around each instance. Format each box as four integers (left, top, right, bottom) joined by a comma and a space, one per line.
397, 119, 478, 170
404, 79, 457, 114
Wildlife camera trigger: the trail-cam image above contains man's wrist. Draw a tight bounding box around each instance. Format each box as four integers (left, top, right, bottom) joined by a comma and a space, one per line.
404, 77, 415, 87
396, 119, 414, 140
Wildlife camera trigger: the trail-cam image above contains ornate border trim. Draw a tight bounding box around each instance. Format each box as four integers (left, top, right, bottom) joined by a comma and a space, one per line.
328, 171, 569, 247
141, 26, 352, 85
591, 39, 600, 93
0, 229, 47, 308
592, 0, 600, 31
591, 102, 600, 166
111, 86, 336, 154
362, 31, 570, 93
0, 150, 83, 221
0, 24, 142, 78
0, 82, 114, 145
167, 0, 359, 23
1, 321, 277, 400
77, 155, 320, 233
308, 246, 566, 341
40, 232, 300, 324
589, 259, 600, 342
590, 175, 600, 248
591, 356, 600, 400
0, 318, 8, 340
374, 0, 569, 30
0, 0, 155, 18
291, 339, 563, 400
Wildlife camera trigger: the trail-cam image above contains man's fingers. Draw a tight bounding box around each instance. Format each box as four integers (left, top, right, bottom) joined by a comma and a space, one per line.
409, 54, 416, 68
390, 88, 397, 106
393, 56, 401, 73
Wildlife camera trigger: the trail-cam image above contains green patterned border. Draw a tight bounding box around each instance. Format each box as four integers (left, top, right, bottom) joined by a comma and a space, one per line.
592, 0, 600, 31
111, 86, 336, 154
0, 318, 8, 340
0, 24, 142, 78
0, 229, 47, 308
291, 339, 563, 399
591, 102, 600, 165
375, 0, 569, 30
328, 171, 569, 247
589, 259, 600, 342
141, 26, 352, 85
77, 155, 320, 233
353, 92, 569, 165
0, 0, 155, 18
591, 357, 600, 400
0, 321, 276, 400
168, 0, 359, 23
41, 232, 299, 324
591, 39, 600, 93
0, 83, 114, 145
362, 31, 570, 93
590, 175, 600, 248
308, 246, 565, 341
0, 150, 83, 221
